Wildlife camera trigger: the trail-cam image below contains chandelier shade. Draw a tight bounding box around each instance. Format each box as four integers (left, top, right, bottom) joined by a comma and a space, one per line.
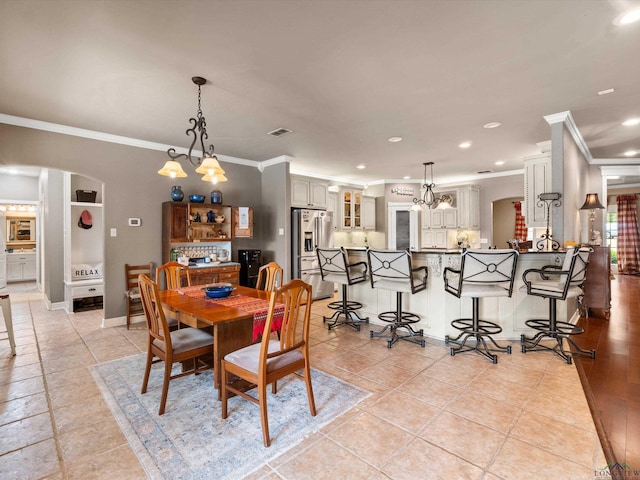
201, 173, 228, 184
157, 160, 188, 178
195, 156, 225, 176
159, 76, 227, 182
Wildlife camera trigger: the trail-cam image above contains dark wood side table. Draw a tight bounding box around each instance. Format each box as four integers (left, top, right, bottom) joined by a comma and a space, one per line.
582, 246, 611, 319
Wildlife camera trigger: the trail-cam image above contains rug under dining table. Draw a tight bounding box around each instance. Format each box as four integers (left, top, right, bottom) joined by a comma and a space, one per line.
91, 353, 370, 480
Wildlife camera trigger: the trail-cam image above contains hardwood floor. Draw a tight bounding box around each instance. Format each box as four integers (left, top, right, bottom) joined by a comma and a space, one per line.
576, 273, 640, 474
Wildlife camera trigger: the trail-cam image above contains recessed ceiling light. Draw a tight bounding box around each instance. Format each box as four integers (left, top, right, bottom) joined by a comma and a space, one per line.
388, 136, 403, 143
356, 164, 366, 169
483, 122, 502, 129
403, 176, 411, 180
597, 88, 615, 96
607, 176, 621, 180
619, 9, 640, 25
624, 150, 638, 156
495, 161, 505, 166
458, 142, 472, 149
622, 118, 640, 126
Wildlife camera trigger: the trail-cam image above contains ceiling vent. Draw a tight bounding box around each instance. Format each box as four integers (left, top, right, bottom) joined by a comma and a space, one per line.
477, 170, 493, 174
267, 127, 293, 137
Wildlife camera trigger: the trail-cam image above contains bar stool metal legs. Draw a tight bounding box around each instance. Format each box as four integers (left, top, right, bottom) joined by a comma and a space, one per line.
323, 284, 369, 331
0, 293, 16, 356
521, 298, 596, 365
445, 297, 511, 364
370, 292, 425, 348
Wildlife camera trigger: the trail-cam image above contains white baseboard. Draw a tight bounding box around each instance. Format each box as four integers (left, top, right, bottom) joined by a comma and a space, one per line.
102, 315, 145, 329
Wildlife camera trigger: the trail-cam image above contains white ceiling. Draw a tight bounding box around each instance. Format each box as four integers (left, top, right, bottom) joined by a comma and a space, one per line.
1, 0, 639, 185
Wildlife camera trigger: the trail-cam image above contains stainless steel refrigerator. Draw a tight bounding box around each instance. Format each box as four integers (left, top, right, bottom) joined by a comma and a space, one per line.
292, 208, 334, 300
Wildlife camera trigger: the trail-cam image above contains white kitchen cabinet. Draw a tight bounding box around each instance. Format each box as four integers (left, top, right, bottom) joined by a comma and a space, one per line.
6, 252, 36, 282
421, 197, 457, 229
326, 192, 337, 214
456, 185, 480, 229
361, 196, 376, 230
421, 229, 448, 249
291, 177, 328, 209
524, 152, 551, 227
338, 189, 363, 230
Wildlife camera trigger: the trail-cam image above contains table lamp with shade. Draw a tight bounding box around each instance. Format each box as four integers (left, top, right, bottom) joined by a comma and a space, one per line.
580, 193, 605, 244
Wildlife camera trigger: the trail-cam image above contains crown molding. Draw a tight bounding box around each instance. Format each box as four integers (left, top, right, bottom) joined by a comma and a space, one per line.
0, 113, 257, 168
543, 110, 593, 163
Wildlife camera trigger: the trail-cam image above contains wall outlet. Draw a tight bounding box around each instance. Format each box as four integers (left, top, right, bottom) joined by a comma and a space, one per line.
110, 228, 117, 237
278, 228, 284, 236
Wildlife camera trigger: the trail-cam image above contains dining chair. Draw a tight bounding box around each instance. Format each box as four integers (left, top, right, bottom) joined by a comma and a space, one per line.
221, 279, 316, 447
124, 262, 154, 329
138, 274, 214, 415
156, 261, 191, 290
255, 261, 283, 292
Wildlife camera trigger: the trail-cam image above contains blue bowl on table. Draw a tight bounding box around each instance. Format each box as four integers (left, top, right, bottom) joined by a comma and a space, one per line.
202, 284, 235, 299
189, 194, 206, 203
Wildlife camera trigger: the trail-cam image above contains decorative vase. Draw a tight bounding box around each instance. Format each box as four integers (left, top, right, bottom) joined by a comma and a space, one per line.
211, 190, 223, 204
170, 185, 184, 202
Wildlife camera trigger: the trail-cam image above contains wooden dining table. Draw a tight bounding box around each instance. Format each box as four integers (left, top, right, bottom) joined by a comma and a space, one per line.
158, 284, 272, 394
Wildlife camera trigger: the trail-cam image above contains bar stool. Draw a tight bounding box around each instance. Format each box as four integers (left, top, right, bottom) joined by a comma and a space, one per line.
317, 247, 369, 330
367, 249, 427, 348
520, 246, 596, 364
443, 249, 518, 363
0, 293, 16, 356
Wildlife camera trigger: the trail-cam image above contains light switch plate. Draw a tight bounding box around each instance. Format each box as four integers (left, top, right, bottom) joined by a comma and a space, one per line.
110, 228, 117, 237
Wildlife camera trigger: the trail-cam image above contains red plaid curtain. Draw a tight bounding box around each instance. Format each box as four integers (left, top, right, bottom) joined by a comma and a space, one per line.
617, 195, 640, 275
514, 202, 527, 242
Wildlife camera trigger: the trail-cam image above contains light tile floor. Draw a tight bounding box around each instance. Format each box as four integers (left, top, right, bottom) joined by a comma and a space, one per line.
0, 282, 607, 479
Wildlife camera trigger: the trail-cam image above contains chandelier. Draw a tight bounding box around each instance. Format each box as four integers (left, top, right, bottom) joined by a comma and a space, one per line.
413, 162, 449, 209
157, 76, 227, 184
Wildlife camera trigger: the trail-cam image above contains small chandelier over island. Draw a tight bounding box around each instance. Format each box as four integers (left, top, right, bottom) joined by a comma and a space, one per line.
157, 76, 227, 184
412, 162, 451, 210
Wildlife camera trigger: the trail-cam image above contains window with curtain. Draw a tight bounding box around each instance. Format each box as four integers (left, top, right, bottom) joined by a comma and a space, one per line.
514, 202, 527, 242
616, 195, 640, 275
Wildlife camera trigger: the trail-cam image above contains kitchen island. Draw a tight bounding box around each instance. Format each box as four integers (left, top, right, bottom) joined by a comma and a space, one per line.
343, 248, 577, 341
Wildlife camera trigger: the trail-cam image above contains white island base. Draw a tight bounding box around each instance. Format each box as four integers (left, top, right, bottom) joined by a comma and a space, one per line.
344, 249, 579, 342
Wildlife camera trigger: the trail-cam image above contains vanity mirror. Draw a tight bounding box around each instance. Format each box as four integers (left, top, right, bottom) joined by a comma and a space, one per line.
7, 218, 36, 243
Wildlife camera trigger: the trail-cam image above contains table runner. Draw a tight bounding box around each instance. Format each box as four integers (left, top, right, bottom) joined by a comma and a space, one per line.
177, 285, 284, 341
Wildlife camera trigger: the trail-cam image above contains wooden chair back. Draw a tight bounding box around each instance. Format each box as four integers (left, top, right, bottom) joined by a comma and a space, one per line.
156, 261, 191, 290
138, 273, 173, 348
124, 262, 154, 329
125, 262, 154, 294
261, 278, 312, 361
256, 261, 283, 292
